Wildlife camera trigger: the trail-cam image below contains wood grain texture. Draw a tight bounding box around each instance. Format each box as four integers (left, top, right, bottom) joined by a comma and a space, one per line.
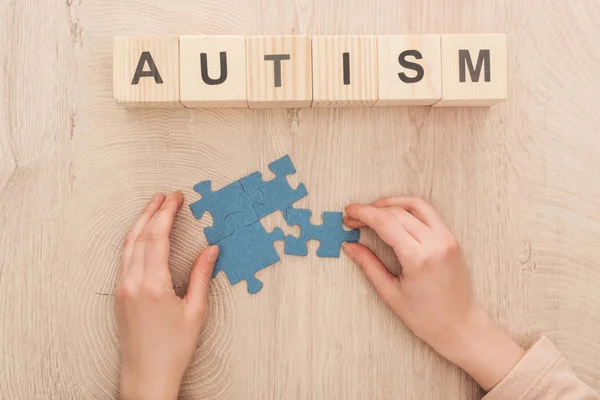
434, 34, 507, 107
113, 36, 181, 107
1, 0, 600, 399
180, 35, 248, 108
375, 34, 442, 106
312, 35, 378, 107
246, 36, 312, 108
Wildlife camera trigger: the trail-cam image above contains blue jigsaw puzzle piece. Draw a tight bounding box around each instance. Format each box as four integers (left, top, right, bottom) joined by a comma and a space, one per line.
189, 180, 264, 244
211, 213, 285, 294
283, 208, 360, 258
240, 154, 308, 220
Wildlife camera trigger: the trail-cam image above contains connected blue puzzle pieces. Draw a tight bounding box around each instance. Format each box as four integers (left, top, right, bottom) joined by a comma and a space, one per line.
189, 180, 264, 244
211, 213, 284, 294
240, 154, 308, 220
283, 208, 361, 258
189, 154, 360, 294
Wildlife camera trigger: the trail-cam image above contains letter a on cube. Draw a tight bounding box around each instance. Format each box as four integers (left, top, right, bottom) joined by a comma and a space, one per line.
113, 36, 180, 107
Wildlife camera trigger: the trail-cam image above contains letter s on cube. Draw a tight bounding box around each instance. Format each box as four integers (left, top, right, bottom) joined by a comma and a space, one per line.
375, 35, 442, 107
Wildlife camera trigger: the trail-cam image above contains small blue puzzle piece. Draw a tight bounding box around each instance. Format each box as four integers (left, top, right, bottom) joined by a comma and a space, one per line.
189, 180, 264, 244
283, 208, 360, 258
240, 154, 308, 220
212, 213, 285, 294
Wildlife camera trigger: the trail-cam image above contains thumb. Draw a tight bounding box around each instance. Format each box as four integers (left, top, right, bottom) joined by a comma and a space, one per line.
343, 242, 400, 304
185, 245, 219, 317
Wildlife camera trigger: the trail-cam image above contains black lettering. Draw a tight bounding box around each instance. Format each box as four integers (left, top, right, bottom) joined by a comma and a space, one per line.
459, 49, 491, 83
131, 51, 163, 85
398, 50, 425, 84
343, 52, 350, 85
200, 52, 228, 85
264, 54, 291, 87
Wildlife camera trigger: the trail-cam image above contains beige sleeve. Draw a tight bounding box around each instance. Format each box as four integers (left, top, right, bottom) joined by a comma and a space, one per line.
483, 336, 599, 400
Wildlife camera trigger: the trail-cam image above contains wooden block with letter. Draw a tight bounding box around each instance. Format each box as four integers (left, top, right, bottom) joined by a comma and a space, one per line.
113, 36, 180, 107
312, 36, 378, 107
180, 35, 247, 108
246, 36, 312, 108
375, 35, 441, 106
434, 34, 507, 107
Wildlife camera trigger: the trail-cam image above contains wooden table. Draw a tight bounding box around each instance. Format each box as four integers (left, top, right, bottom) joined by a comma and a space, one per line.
1, 0, 599, 398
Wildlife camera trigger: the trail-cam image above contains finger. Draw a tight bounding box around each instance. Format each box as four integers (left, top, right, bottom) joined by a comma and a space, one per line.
371, 197, 450, 234
344, 197, 438, 229
185, 246, 219, 318
343, 242, 400, 304
120, 193, 165, 282
343, 215, 365, 229
387, 207, 432, 243
344, 204, 419, 255
142, 191, 185, 281
344, 207, 431, 242
344, 198, 401, 229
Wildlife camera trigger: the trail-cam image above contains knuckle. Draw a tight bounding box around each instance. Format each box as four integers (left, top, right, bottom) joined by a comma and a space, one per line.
137, 228, 165, 244
373, 197, 393, 207
410, 196, 427, 208
161, 197, 179, 210
373, 209, 393, 225
123, 232, 136, 248
414, 249, 432, 266
116, 282, 137, 303
442, 237, 460, 256
446, 237, 460, 251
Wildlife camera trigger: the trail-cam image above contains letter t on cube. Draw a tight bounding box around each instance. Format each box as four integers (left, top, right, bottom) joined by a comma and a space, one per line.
246, 36, 312, 108
435, 34, 507, 107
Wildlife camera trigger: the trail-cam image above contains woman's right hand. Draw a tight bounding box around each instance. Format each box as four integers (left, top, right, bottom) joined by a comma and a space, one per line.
343, 197, 525, 392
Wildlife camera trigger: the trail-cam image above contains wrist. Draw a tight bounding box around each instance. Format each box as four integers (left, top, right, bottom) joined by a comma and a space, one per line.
441, 305, 526, 391
119, 369, 181, 400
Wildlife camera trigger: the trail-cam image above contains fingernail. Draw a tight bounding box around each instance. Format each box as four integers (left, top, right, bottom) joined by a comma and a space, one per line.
342, 243, 355, 257
153, 193, 162, 202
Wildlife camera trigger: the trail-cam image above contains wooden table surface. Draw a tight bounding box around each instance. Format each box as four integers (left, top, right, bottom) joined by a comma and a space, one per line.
1, 0, 599, 398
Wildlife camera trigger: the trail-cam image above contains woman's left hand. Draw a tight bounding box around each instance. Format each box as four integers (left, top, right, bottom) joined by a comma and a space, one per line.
115, 191, 219, 400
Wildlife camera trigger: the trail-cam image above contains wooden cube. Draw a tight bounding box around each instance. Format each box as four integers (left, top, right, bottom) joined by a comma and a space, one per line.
179, 36, 247, 108
246, 36, 312, 108
375, 35, 441, 106
312, 36, 378, 107
113, 36, 180, 107
434, 34, 507, 107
